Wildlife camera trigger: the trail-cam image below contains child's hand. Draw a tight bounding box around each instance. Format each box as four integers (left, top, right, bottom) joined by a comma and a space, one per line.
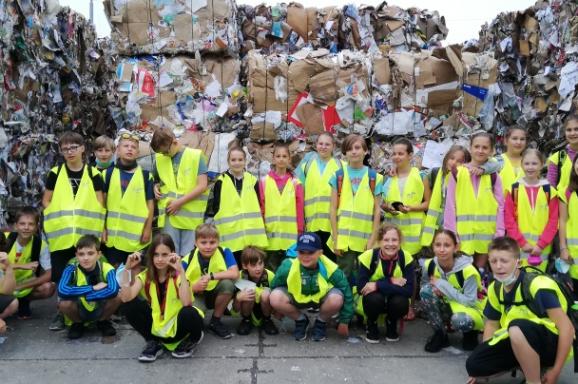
141, 227, 152, 243
360, 282, 377, 296
399, 205, 411, 214
153, 184, 162, 200
166, 198, 184, 215
390, 277, 407, 287
126, 252, 141, 270
521, 243, 533, 253
531, 246, 542, 256
560, 248, 570, 262
0, 252, 9, 268
93, 282, 108, 291
337, 323, 349, 337
0, 318, 6, 334
19, 261, 39, 271
465, 164, 483, 176
168, 253, 183, 272
101, 229, 108, 243
193, 277, 209, 292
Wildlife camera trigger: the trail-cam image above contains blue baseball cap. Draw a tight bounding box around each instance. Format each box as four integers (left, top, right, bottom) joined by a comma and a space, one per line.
296, 232, 322, 252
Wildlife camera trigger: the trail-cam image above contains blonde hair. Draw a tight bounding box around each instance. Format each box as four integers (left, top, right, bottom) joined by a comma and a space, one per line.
195, 223, 219, 240
93, 135, 115, 151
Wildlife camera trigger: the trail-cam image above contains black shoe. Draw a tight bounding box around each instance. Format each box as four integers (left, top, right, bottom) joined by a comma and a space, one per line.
311, 319, 327, 342
68, 323, 84, 340
17, 298, 32, 319
49, 312, 65, 331
261, 317, 279, 335
139, 340, 164, 362
96, 320, 117, 337
236, 317, 253, 336
171, 338, 198, 359
424, 330, 450, 353
293, 316, 310, 341
385, 319, 399, 342
365, 321, 380, 344
462, 331, 479, 351
209, 318, 233, 339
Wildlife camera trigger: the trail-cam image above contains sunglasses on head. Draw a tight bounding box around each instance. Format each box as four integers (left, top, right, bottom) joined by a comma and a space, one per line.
118, 132, 140, 142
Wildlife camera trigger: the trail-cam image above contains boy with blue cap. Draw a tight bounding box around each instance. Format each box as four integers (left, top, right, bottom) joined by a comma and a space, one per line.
269, 232, 354, 341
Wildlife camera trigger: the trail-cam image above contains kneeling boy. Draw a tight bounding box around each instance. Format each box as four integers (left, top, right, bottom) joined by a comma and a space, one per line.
466, 237, 575, 384
234, 246, 278, 335
58, 235, 121, 339
184, 224, 239, 339
270, 233, 354, 341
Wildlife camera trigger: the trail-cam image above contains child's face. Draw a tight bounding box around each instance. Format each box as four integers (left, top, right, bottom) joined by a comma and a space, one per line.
445, 151, 466, 172
273, 149, 290, 170
522, 154, 542, 179
152, 243, 173, 271
433, 233, 457, 264
565, 120, 578, 146
228, 150, 246, 174
76, 246, 100, 270
60, 142, 84, 164
345, 140, 367, 165
117, 139, 139, 162
470, 137, 492, 164
95, 147, 114, 163
392, 144, 411, 167
196, 236, 219, 258
298, 249, 321, 269
380, 229, 400, 257
489, 250, 518, 281
243, 260, 264, 280
505, 130, 526, 155
157, 139, 178, 157
15, 214, 38, 241
316, 136, 334, 159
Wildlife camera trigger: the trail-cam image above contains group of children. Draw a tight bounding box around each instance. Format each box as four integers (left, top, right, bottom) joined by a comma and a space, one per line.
0, 119, 576, 381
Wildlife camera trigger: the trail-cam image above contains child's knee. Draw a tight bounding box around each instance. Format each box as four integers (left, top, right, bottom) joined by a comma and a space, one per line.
324, 292, 343, 308
260, 289, 271, 303
3, 299, 19, 317
37, 282, 56, 298
269, 288, 289, 307
419, 283, 435, 300
217, 279, 235, 295
450, 313, 474, 332
58, 300, 75, 312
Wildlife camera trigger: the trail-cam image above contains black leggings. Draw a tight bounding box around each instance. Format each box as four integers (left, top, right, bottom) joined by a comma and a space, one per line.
362, 292, 409, 323
122, 298, 204, 344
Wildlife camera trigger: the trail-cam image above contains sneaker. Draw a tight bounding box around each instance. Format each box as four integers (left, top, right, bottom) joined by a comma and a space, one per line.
293, 316, 310, 341
311, 319, 327, 342
365, 322, 380, 344
236, 317, 253, 336
261, 317, 279, 335
96, 320, 117, 337
171, 340, 195, 359
138, 340, 164, 362
462, 331, 479, 351
424, 330, 450, 353
67, 323, 84, 340
209, 318, 233, 339
385, 319, 399, 342
17, 299, 32, 319
49, 312, 65, 331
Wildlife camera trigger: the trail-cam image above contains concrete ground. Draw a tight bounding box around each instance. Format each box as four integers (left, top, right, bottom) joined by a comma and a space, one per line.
0, 298, 575, 384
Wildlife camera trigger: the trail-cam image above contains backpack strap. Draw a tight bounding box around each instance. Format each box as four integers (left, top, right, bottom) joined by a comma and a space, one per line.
30, 236, 41, 263
541, 184, 551, 201
427, 259, 436, 277
558, 150, 567, 186
429, 167, 441, 189
5, 232, 18, 253
490, 172, 497, 190
368, 248, 380, 278
368, 168, 377, 195
455, 270, 465, 289
336, 168, 345, 203
512, 182, 520, 219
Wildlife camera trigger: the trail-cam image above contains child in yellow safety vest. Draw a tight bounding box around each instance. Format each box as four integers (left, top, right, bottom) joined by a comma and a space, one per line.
102, 132, 154, 267
296, 133, 342, 261
547, 114, 578, 192
444, 132, 505, 284
493, 126, 527, 193
6, 207, 54, 319
184, 224, 239, 339
258, 143, 304, 271
207, 147, 268, 264
421, 145, 471, 247
505, 149, 558, 272
330, 134, 383, 281
420, 230, 484, 353
383, 138, 430, 256
233, 246, 279, 336
43, 131, 106, 331
93, 135, 115, 172
120, 233, 204, 362
57, 235, 120, 340
558, 155, 578, 300
466, 237, 574, 383
150, 127, 209, 257
0, 235, 18, 334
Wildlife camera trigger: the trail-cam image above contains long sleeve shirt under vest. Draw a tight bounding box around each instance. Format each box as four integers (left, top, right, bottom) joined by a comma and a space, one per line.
58, 263, 119, 301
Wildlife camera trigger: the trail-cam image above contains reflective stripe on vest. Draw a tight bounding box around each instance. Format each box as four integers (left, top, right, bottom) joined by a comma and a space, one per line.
383, 167, 424, 255
455, 166, 498, 255
185, 248, 229, 291
264, 175, 298, 250
106, 167, 150, 253
213, 172, 268, 252
286, 255, 338, 304
43, 165, 105, 252
304, 157, 341, 232
516, 183, 555, 259
156, 148, 208, 229
337, 167, 381, 252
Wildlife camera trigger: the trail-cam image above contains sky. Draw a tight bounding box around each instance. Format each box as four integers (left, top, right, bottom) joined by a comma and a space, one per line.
60, 0, 536, 44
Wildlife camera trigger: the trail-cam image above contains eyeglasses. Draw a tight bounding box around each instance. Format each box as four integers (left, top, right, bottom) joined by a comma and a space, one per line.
118, 132, 140, 142
60, 145, 81, 154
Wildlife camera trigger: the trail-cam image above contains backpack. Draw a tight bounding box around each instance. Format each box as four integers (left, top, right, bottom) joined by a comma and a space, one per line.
510, 182, 551, 219
555, 150, 567, 186
6, 232, 42, 272
367, 248, 409, 278
336, 167, 378, 205
493, 266, 578, 372
427, 259, 465, 288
